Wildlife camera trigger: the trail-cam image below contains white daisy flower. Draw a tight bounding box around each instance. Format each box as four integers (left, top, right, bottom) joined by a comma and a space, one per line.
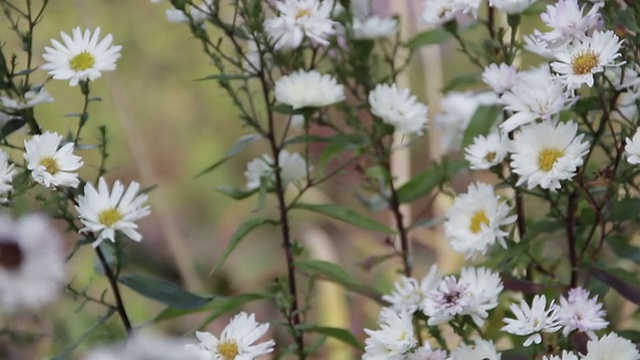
482, 63, 518, 94
264, 0, 337, 50
352, 16, 398, 40
557, 287, 608, 338
540, 0, 603, 46
185, 312, 275, 360
523, 32, 559, 60
0, 87, 54, 110
423, 275, 471, 325
382, 265, 441, 314
460, 267, 503, 327
464, 131, 508, 170
500, 66, 571, 133
510, 120, 590, 191
443, 182, 517, 259
41, 27, 122, 86
502, 295, 561, 347
369, 83, 429, 136
363, 308, 417, 359
582, 333, 640, 360
551, 30, 624, 90
450, 338, 501, 360
275, 70, 345, 109
166, 0, 213, 25
435, 91, 499, 152
407, 345, 448, 360
0, 214, 65, 312
84, 332, 196, 360
543, 351, 580, 360
24, 131, 83, 188
0, 151, 16, 203
75, 177, 151, 247
245, 150, 309, 190
489, 0, 535, 14
421, 0, 458, 26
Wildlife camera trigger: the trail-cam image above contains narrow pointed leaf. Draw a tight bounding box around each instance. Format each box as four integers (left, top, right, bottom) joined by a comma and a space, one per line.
292, 203, 393, 233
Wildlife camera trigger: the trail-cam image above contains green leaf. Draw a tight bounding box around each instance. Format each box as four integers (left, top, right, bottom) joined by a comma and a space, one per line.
295, 259, 361, 289
0, 118, 25, 140
407, 28, 452, 49
609, 198, 640, 222
195, 73, 250, 82
210, 217, 277, 274
197, 293, 266, 329
521, 1, 547, 16
292, 203, 394, 233
216, 185, 258, 200
300, 325, 363, 350
272, 103, 302, 115
462, 105, 502, 149
119, 274, 212, 309
396, 159, 467, 203
442, 72, 481, 92
607, 236, 640, 262
572, 97, 600, 116
196, 134, 261, 178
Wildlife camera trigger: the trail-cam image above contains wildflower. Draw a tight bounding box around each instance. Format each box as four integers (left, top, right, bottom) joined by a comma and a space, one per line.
264, 0, 337, 50
42, 27, 122, 86
557, 287, 608, 338
363, 308, 417, 359
444, 182, 516, 258
75, 177, 151, 247
489, 0, 536, 14
24, 132, 83, 188
369, 83, 429, 136
543, 351, 580, 360
275, 70, 345, 109
460, 267, 503, 326
245, 150, 308, 190
464, 131, 508, 170
423, 276, 471, 325
407, 345, 448, 360
450, 338, 501, 360
166, 0, 213, 25
382, 265, 440, 314
352, 16, 398, 40
540, 0, 603, 46
582, 333, 640, 360
509, 120, 590, 191
185, 312, 275, 360
482, 63, 518, 94
84, 332, 196, 360
502, 295, 561, 347
0, 87, 54, 110
0, 151, 15, 203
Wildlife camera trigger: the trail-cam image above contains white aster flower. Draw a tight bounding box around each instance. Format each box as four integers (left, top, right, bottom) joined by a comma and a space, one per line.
382, 265, 441, 314
482, 63, 518, 94
0, 151, 15, 203
245, 150, 309, 190
0, 214, 65, 312
460, 267, 503, 327
369, 83, 429, 136
464, 131, 508, 170
523, 32, 559, 60
540, 0, 603, 46
421, 0, 457, 26
551, 31, 624, 90
443, 182, 516, 258
423, 276, 471, 325
543, 351, 580, 360
435, 91, 499, 152
363, 308, 417, 359
500, 66, 571, 133
24, 131, 83, 188
510, 120, 590, 191
41, 27, 122, 86
502, 295, 561, 347
450, 338, 501, 360
582, 333, 640, 360
166, 0, 213, 25
185, 312, 275, 360
605, 65, 640, 91
84, 332, 196, 360
626, 130, 640, 164
264, 0, 337, 50
352, 16, 398, 40
275, 70, 345, 109
489, 0, 535, 14
557, 287, 608, 338
75, 177, 151, 247
407, 345, 448, 360
0, 87, 54, 110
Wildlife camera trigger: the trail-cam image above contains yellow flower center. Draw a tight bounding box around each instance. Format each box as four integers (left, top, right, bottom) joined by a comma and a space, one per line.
70, 51, 95, 71
470, 210, 490, 234
98, 208, 122, 227
295, 8, 312, 19
217, 340, 239, 360
484, 151, 497, 163
538, 148, 564, 172
40, 157, 59, 174
571, 50, 599, 75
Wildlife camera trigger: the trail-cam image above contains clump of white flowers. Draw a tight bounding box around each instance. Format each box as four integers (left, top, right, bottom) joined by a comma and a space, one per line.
368, 83, 429, 136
